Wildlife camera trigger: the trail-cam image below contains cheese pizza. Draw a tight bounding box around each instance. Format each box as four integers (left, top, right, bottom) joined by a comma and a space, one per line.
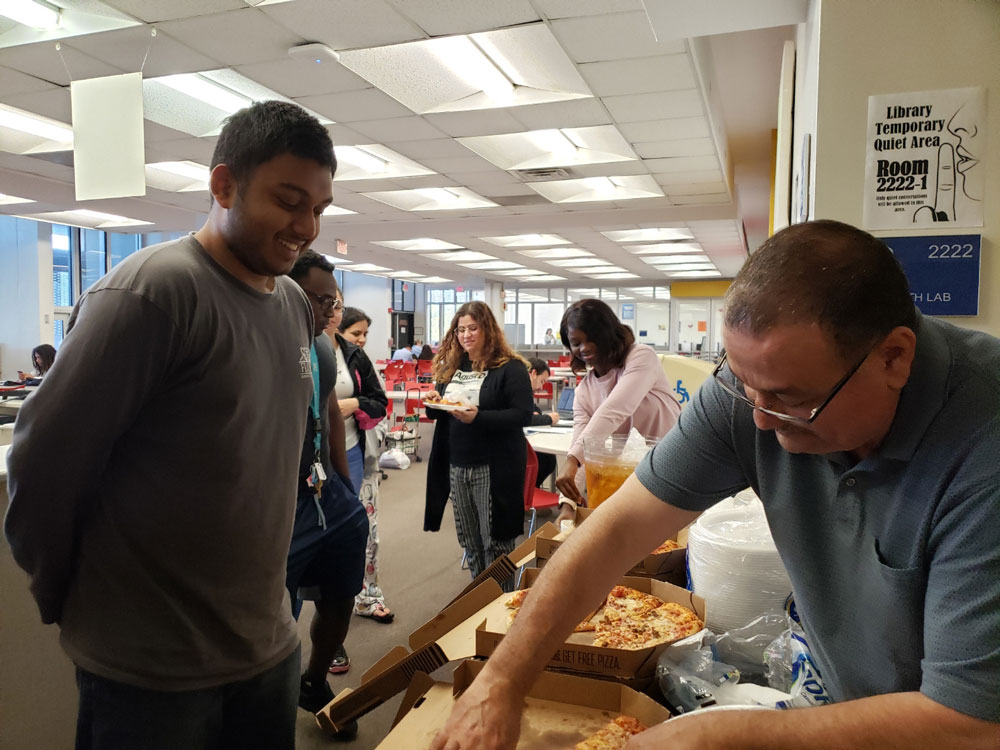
574, 715, 647, 750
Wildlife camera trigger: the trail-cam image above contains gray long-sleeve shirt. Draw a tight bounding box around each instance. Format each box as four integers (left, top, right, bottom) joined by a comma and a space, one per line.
4, 235, 314, 690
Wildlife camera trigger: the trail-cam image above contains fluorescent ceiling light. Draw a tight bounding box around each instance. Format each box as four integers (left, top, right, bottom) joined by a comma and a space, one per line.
420, 188, 461, 203
337, 146, 387, 174
334, 145, 433, 182
582, 176, 618, 197
585, 272, 640, 280
0, 103, 73, 143
655, 263, 717, 272
516, 247, 593, 259
424, 250, 496, 262
545, 258, 613, 268
348, 264, 391, 273
522, 275, 566, 282
0, 0, 61, 30
23, 209, 152, 228
322, 255, 353, 264
146, 160, 208, 182
0, 192, 35, 205
70, 209, 151, 226
419, 276, 452, 284
528, 175, 664, 204
457, 125, 637, 171
145, 160, 210, 193
373, 238, 463, 252
667, 270, 723, 278
480, 234, 570, 247
461, 261, 524, 270
431, 35, 514, 105
498, 269, 547, 277
157, 73, 251, 114
387, 271, 426, 279
530, 129, 577, 157
322, 205, 357, 216
578, 265, 627, 274
364, 187, 497, 212
602, 228, 694, 243
640, 254, 711, 265
623, 242, 703, 255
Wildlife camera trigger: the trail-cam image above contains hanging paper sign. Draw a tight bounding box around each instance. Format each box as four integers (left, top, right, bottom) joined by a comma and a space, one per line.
863, 87, 985, 230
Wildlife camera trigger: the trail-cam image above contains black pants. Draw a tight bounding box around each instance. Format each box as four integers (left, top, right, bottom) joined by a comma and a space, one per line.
535, 452, 557, 488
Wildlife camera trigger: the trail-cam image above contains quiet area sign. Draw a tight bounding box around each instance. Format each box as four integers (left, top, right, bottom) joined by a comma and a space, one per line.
882, 234, 981, 316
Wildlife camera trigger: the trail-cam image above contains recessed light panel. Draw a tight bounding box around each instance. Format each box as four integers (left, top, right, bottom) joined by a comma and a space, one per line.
338, 24, 592, 114
457, 125, 637, 170
334, 144, 434, 181
666, 270, 723, 278
22, 209, 152, 228
387, 271, 426, 279
349, 264, 391, 273
520, 275, 566, 282
373, 238, 464, 252
498, 269, 547, 277
528, 175, 663, 204
0, 192, 35, 205
480, 233, 570, 247
145, 161, 209, 192
545, 258, 612, 268
420, 276, 453, 284
322, 205, 358, 216
602, 228, 694, 243
363, 187, 497, 211
584, 272, 640, 280
516, 247, 593, 259
654, 263, 718, 272
0, 103, 74, 154
640, 254, 711, 265
424, 251, 496, 262
461, 261, 525, 270
623, 242, 703, 254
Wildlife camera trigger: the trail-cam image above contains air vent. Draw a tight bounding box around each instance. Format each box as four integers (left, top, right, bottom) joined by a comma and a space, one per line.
514, 167, 575, 181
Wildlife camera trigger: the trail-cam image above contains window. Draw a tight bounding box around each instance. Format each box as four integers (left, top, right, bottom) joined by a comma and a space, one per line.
534, 303, 564, 346
472, 290, 485, 301
52, 225, 74, 307
109, 233, 141, 268
80, 229, 107, 293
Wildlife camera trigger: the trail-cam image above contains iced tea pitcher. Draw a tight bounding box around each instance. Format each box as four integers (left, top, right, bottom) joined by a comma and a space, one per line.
582, 434, 657, 508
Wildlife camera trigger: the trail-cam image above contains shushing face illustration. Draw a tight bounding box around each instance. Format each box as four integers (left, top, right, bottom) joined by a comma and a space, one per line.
947, 100, 983, 201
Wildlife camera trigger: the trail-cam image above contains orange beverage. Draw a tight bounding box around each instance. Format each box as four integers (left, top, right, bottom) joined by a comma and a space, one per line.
584, 461, 636, 507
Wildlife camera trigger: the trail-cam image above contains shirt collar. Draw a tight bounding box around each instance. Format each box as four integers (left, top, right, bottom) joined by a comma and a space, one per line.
877, 311, 950, 462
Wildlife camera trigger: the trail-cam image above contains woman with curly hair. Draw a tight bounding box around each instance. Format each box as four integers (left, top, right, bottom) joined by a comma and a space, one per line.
423, 301, 534, 585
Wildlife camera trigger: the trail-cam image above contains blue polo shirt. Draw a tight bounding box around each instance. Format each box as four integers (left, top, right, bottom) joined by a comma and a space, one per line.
636, 313, 1000, 721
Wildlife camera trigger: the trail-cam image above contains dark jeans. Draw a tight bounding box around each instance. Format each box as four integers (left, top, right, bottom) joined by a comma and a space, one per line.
75, 646, 300, 750
535, 451, 557, 488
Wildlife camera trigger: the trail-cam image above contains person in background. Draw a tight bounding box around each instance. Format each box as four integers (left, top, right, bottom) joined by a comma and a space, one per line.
543, 328, 558, 346
284, 252, 367, 731
424, 301, 533, 586
431, 220, 1000, 750
5, 101, 334, 750
417, 341, 435, 360
17, 343, 56, 384
554, 298, 681, 520
411, 339, 424, 358
391, 344, 414, 363
336, 305, 395, 625
527, 358, 560, 488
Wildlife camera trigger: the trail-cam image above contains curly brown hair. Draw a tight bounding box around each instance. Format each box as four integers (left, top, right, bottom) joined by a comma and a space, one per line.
432, 301, 527, 383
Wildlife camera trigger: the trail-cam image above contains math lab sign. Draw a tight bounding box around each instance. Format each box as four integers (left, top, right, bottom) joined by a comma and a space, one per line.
864, 87, 985, 231
882, 234, 981, 316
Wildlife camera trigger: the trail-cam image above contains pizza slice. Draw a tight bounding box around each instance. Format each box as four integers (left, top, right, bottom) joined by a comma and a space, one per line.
651, 539, 680, 555
574, 715, 647, 750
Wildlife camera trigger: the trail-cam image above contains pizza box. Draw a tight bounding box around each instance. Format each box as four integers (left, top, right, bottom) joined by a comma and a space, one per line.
535, 508, 690, 583
475, 569, 705, 683
376, 659, 673, 749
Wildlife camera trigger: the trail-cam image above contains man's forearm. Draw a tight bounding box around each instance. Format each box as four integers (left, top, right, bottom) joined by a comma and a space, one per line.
635, 691, 999, 750
327, 407, 350, 479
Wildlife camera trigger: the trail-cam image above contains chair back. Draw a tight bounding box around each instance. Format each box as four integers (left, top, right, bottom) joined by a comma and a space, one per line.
416, 359, 433, 377
400, 362, 417, 381
523, 442, 540, 510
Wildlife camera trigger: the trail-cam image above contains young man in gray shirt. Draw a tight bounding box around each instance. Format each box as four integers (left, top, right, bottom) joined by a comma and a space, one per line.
432, 221, 1000, 750
5, 101, 337, 750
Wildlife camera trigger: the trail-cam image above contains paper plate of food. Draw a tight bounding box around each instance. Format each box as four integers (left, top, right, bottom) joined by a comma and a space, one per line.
422, 397, 472, 411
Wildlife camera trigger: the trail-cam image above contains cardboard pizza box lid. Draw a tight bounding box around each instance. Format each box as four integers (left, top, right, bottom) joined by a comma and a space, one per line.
376, 660, 673, 749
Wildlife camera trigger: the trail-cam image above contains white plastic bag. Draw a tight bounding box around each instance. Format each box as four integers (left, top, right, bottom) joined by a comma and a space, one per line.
378, 448, 411, 470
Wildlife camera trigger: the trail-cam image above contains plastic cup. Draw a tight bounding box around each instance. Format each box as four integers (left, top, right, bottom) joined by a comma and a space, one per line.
582, 435, 657, 508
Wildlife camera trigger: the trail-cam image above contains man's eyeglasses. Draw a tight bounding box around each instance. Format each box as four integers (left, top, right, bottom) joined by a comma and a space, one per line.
712, 345, 874, 425
304, 290, 343, 312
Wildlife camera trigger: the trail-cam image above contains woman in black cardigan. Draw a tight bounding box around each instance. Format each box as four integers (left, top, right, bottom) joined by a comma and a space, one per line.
424, 301, 533, 585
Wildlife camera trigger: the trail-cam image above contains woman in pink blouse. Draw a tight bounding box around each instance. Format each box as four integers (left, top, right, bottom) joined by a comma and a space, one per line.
554, 298, 682, 515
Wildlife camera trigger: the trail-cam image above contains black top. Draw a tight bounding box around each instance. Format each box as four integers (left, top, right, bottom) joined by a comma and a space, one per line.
530, 403, 554, 427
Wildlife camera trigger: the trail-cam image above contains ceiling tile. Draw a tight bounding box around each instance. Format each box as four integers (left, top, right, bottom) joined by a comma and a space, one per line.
618, 117, 710, 142
295, 88, 414, 122
235, 58, 371, 99
457, 170, 523, 186
0, 66, 58, 98
471, 184, 539, 198
534, 0, 644, 19
65, 27, 221, 78
550, 12, 685, 63
508, 98, 611, 130
158, 8, 307, 66
670, 193, 731, 204
578, 55, 695, 97
153, 136, 216, 163
346, 116, 447, 143
385, 0, 539, 35
424, 110, 526, 137
259, 0, 425, 50
325, 124, 371, 147
103, 0, 245, 23
602, 89, 704, 123
644, 155, 721, 173
663, 182, 730, 195
383, 138, 473, 160
652, 169, 725, 185
634, 138, 717, 159
3, 88, 72, 122
0, 43, 123, 87
420, 154, 497, 174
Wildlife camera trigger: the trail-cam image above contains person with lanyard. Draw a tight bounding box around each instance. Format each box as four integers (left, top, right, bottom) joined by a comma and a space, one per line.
284, 251, 367, 735
423, 301, 534, 589
430, 220, 1000, 750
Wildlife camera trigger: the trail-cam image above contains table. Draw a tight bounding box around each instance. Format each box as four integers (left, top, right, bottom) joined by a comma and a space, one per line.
525, 428, 572, 457
0, 399, 23, 418
0, 444, 10, 483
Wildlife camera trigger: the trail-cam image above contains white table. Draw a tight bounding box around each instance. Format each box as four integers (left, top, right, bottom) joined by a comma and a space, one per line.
0, 444, 10, 483
525, 428, 572, 457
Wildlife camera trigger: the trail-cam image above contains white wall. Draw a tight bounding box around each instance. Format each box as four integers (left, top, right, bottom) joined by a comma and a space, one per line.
340, 271, 392, 362
812, 0, 1000, 335
792, 0, 821, 222
0, 218, 53, 381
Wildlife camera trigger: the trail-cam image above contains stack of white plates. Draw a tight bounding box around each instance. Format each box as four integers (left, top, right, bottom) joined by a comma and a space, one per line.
688, 496, 792, 633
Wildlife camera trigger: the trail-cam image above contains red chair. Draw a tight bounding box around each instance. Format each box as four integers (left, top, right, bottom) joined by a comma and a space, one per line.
557, 356, 571, 367
384, 360, 404, 381
533, 379, 554, 408
524, 443, 560, 537
400, 362, 417, 381
416, 359, 434, 380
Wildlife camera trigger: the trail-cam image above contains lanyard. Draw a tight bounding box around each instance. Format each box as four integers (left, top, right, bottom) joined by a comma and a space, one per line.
310, 341, 321, 459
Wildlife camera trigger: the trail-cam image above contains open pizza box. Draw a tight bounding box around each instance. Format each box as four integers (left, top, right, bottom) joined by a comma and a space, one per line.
475, 569, 706, 684
535, 508, 691, 583
376, 659, 673, 749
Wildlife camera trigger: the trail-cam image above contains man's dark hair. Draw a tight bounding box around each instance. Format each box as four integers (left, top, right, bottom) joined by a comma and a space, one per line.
339, 307, 371, 332
724, 220, 917, 361
560, 298, 635, 373
528, 357, 550, 375
289, 249, 335, 282
211, 101, 336, 187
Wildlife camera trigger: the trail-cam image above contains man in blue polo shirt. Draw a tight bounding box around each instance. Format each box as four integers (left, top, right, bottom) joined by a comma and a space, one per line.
431, 220, 1000, 749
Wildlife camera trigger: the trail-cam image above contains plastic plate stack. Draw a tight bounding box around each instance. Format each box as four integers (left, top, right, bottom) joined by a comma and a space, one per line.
687, 492, 792, 633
